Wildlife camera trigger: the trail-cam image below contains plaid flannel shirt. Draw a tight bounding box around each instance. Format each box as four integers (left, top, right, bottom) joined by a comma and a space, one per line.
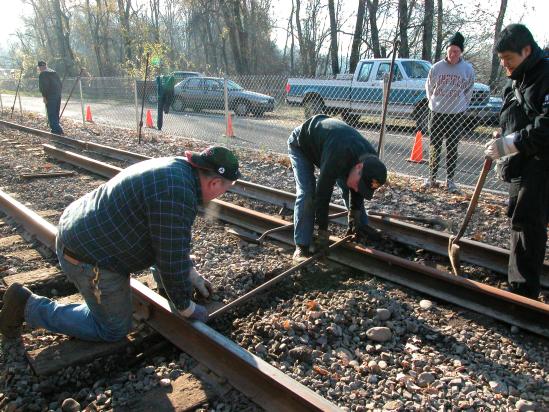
58, 157, 201, 310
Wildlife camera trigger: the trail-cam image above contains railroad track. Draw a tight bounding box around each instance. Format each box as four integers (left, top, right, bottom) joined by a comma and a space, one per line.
2, 118, 549, 410
0, 129, 341, 410
29, 142, 547, 338
2, 119, 548, 288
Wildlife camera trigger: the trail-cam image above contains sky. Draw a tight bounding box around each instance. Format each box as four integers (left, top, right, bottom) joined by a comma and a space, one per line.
0, 0, 546, 64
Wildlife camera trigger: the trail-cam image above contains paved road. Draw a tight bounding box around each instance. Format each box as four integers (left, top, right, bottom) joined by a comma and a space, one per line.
4, 93, 506, 192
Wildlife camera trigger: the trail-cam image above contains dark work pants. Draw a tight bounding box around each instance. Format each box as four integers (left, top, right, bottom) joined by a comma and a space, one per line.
156, 90, 173, 131
428, 112, 462, 181
507, 166, 549, 298
46, 95, 63, 134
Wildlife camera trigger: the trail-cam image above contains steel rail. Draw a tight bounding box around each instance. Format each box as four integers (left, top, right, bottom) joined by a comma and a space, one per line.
3, 120, 548, 284
0, 189, 342, 412
39, 145, 549, 337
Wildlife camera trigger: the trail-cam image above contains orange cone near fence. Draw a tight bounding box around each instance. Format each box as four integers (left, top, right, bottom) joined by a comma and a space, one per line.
85, 105, 93, 122
225, 112, 235, 138
146, 109, 154, 128
408, 130, 426, 163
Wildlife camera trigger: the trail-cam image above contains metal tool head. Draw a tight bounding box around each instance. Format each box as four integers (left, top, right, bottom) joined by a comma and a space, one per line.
225, 226, 261, 244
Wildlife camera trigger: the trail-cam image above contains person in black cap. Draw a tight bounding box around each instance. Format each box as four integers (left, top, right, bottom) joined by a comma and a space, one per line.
484, 24, 549, 300
37, 60, 64, 134
424, 32, 475, 193
0, 147, 240, 342
288, 115, 387, 262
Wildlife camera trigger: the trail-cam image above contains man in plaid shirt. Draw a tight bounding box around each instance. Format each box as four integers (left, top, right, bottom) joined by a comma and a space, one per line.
0, 146, 240, 342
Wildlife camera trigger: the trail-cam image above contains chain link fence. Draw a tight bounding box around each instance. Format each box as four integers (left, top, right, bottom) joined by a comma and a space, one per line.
0, 65, 506, 192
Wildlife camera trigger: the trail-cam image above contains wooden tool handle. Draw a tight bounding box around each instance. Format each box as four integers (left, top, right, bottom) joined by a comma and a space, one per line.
454, 156, 493, 242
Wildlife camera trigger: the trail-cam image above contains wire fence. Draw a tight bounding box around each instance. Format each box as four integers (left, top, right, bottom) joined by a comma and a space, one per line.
0, 67, 507, 192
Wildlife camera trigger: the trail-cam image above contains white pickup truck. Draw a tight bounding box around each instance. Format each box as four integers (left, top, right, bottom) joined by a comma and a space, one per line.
285, 58, 491, 130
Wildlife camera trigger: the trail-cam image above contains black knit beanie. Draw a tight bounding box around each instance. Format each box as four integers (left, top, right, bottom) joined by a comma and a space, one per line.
447, 32, 465, 51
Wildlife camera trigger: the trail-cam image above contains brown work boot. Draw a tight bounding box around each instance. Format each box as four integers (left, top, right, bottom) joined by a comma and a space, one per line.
0, 283, 32, 339
292, 245, 311, 264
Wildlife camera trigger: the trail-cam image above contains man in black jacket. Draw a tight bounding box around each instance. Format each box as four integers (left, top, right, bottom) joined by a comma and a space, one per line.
38, 61, 64, 135
484, 24, 549, 299
288, 115, 387, 262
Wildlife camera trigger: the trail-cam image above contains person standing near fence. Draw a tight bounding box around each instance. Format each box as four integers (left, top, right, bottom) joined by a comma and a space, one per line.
156, 73, 175, 131
288, 115, 387, 263
484, 24, 549, 300
37, 61, 64, 135
423, 32, 475, 193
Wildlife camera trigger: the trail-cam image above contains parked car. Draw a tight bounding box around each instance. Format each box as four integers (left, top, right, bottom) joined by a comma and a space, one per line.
171, 77, 275, 116
136, 71, 202, 104
481, 96, 502, 126
286, 58, 491, 131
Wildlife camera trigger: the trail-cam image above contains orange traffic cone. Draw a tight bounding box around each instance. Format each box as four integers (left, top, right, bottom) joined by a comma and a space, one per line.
408, 130, 426, 163
225, 112, 235, 137
85, 105, 93, 122
146, 109, 154, 128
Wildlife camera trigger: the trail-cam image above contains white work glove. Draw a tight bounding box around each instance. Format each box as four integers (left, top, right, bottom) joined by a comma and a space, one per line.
189, 267, 213, 298
179, 301, 208, 322
484, 132, 518, 160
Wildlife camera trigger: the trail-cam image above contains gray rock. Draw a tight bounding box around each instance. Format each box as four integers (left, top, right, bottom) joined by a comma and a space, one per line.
489, 380, 508, 394
376, 308, 391, 321
419, 299, 432, 309
289, 346, 313, 363
61, 398, 80, 412
366, 327, 392, 342
516, 399, 535, 411
417, 372, 435, 387
383, 400, 403, 410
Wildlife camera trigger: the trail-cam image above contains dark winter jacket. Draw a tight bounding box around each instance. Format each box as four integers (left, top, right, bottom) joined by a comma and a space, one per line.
288, 115, 377, 230
498, 46, 549, 228
39, 69, 62, 98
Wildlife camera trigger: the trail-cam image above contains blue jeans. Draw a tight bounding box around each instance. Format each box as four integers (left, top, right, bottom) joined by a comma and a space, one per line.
24, 236, 133, 342
46, 95, 63, 134
288, 139, 368, 247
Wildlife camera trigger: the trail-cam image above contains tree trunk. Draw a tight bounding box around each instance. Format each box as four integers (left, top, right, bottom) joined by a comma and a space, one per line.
422, 0, 434, 62
328, 0, 339, 75
398, 0, 409, 58
434, 0, 443, 61
117, 0, 132, 62
349, 0, 366, 73
366, 0, 381, 58
52, 0, 75, 75
489, 0, 508, 84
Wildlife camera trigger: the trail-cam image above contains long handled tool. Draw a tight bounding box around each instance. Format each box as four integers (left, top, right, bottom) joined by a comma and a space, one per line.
209, 234, 354, 320
448, 156, 492, 275
60, 68, 83, 120
226, 211, 347, 244
138, 52, 151, 144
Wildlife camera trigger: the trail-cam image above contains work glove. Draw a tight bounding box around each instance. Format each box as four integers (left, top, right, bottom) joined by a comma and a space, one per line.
314, 229, 330, 252
189, 267, 213, 298
484, 132, 518, 160
180, 301, 209, 322
347, 210, 382, 241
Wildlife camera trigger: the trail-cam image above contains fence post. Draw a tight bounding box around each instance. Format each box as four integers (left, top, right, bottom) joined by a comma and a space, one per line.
134, 79, 139, 134
224, 77, 229, 132
378, 73, 389, 161
0, 92, 3, 113
78, 77, 85, 125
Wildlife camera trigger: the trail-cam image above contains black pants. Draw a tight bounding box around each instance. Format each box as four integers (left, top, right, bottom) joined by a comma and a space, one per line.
46, 95, 63, 134
428, 112, 462, 181
156, 90, 173, 131
507, 162, 549, 298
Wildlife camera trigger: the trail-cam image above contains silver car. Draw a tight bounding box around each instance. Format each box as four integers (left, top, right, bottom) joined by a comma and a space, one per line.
172, 77, 275, 116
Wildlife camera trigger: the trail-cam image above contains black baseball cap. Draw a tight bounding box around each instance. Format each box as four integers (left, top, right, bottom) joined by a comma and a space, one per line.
357, 154, 387, 200
185, 146, 241, 181
37, 61, 47, 67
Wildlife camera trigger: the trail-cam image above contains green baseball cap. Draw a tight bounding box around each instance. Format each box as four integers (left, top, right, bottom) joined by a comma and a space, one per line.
185, 146, 241, 181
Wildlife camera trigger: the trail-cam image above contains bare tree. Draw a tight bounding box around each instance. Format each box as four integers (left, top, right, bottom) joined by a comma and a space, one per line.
398, 0, 409, 57
422, 0, 434, 61
349, 0, 366, 73
366, 0, 382, 58
434, 0, 443, 61
328, 0, 339, 74
117, 0, 133, 62
489, 0, 507, 84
